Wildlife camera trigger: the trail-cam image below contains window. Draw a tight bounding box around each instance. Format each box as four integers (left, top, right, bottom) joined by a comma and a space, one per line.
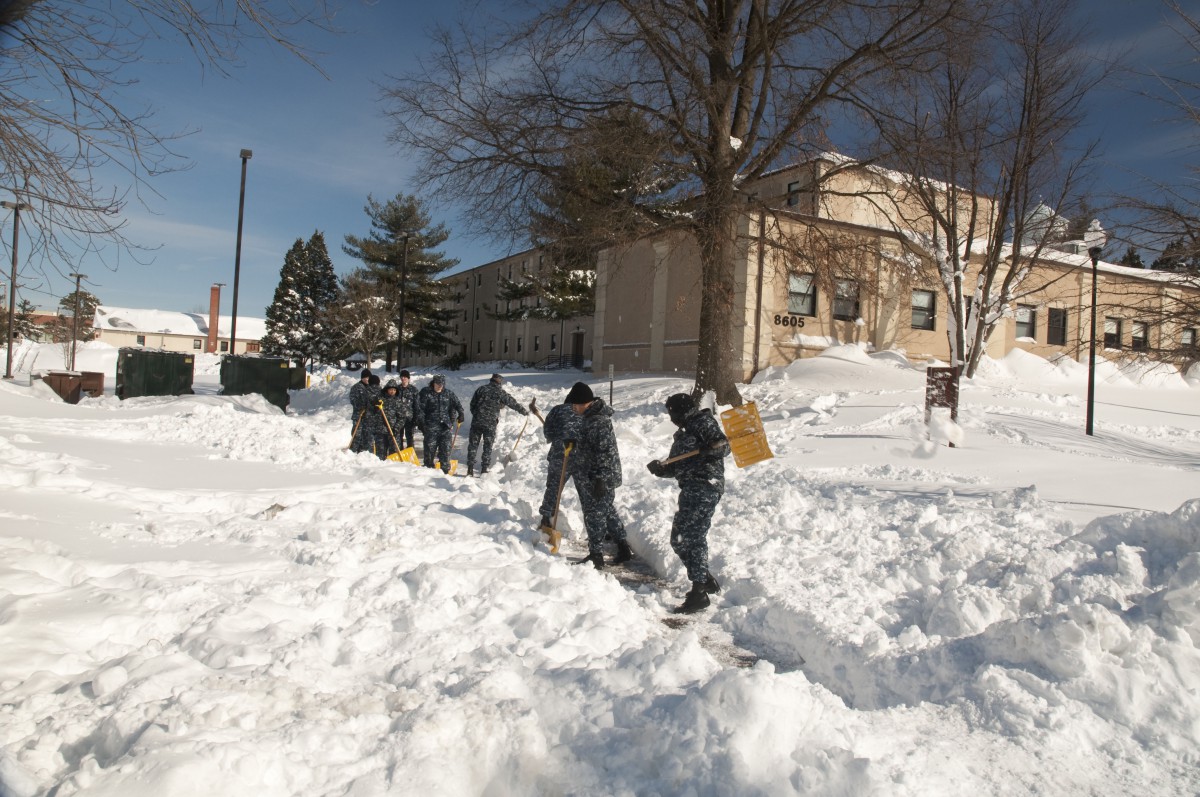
463, 310, 468, 321
489, 340, 494, 353
476, 341, 481, 354
504, 338, 509, 353
136, 334, 146, 346
1184, 328, 1197, 349
1104, 317, 1122, 349
833, 280, 859, 321
788, 274, 816, 316
1131, 321, 1149, 352
476, 273, 481, 287
534, 335, 540, 352
911, 290, 936, 331
474, 307, 480, 321
1014, 305, 1036, 340
786, 181, 801, 207
193, 339, 203, 350
550, 334, 557, 351
246, 342, 260, 353
517, 336, 523, 353
1048, 308, 1068, 346
220, 340, 229, 352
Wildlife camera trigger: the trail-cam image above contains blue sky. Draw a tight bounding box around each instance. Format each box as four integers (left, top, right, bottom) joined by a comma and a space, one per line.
17, 0, 1198, 316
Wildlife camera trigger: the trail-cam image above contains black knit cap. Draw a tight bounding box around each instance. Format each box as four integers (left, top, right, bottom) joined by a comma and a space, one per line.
564, 382, 594, 404
400, 370, 410, 378
666, 393, 696, 424
432, 374, 446, 385
491, 373, 504, 382
361, 369, 372, 379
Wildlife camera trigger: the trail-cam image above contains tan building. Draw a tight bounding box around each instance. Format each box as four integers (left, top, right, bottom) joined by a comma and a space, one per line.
593, 156, 1200, 379
408, 250, 594, 370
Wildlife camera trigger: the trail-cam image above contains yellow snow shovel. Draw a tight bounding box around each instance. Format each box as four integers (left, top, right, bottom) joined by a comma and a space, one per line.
719, 401, 774, 468
379, 409, 406, 462
445, 421, 461, 475
539, 442, 572, 554
344, 409, 366, 451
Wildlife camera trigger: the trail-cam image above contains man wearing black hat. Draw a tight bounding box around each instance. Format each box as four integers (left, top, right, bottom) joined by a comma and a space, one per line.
564, 381, 632, 568
646, 393, 730, 613
416, 373, 465, 473
396, 370, 420, 450
347, 369, 375, 453
466, 373, 529, 476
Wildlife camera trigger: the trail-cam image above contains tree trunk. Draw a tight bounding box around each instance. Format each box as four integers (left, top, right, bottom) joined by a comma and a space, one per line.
693, 210, 744, 407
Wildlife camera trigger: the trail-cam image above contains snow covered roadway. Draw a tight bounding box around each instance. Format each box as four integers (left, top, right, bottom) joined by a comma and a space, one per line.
1, 343, 1199, 796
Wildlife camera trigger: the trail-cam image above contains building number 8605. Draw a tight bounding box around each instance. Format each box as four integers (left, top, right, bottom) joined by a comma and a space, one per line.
773, 314, 805, 328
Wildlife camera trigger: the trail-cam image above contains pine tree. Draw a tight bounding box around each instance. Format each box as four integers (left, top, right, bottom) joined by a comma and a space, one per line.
1150, 238, 1200, 273
343, 194, 459, 369
13, 299, 37, 340
57, 289, 100, 341
262, 231, 341, 369
1117, 246, 1145, 269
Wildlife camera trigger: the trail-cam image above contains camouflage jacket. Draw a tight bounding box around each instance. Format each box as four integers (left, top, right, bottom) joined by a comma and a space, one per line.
469, 382, 528, 429
567, 398, 622, 490
663, 407, 730, 492
542, 402, 581, 460
349, 381, 376, 416
416, 386, 465, 431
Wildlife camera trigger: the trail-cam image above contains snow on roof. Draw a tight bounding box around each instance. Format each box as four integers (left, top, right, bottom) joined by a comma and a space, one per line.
92, 305, 267, 340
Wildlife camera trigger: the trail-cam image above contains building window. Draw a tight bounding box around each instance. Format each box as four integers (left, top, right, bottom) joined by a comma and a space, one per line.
534, 335, 540, 352
476, 340, 481, 354
193, 339, 203, 350
1104, 317, 1122, 349
220, 340, 229, 352
1047, 308, 1068, 346
1131, 321, 1149, 352
788, 273, 816, 316
463, 310, 468, 321
504, 338, 509, 353
911, 290, 936, 331
1014, 304, 1036, 340
246, 342, 260, 353
474, 307, 480, 321
476, 273, 481, 287
786, 181, 801, 207
517, 336, 523, 353
136, 334, 146, 346
489, 340, 494, 353
1184, 328, 1197, 349
550, 334, 557, 351
833, 280, 859, 321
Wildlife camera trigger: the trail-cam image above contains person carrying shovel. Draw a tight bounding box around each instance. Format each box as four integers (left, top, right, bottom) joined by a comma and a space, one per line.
646, 393, 731, 613
564, 381, 632, 570
533, 398, 581, 530
347, 369, 375, 453
416, 374, 464, 474
377, 379, 412, 459
465, 373, 528, 476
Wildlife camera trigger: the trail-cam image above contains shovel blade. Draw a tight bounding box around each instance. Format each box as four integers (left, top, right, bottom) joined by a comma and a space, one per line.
397, 447, 419, 465
539, 524, 562, 554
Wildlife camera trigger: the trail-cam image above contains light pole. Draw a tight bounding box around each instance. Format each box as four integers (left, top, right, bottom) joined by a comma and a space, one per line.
68, 271, 87, 371
230, 148, 252, 355
397, 232, 410, 368
1084, 224, 1107, 436
2, 199, 30, 380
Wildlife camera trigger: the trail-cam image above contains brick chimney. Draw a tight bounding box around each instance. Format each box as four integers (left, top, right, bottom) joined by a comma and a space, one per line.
207, 284, 221, 353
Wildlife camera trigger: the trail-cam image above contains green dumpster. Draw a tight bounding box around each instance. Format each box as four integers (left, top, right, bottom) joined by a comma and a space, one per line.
220, 355, 293, 411
115, 349, 195, 399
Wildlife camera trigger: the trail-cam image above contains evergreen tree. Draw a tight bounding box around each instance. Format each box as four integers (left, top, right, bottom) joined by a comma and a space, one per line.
1117, 246, 1145, 269
14, 299, 36, 340
1150, 238, 1200, 273
262, 231, 340, 369
57, 289, 99, 341
343, 194, 459, 369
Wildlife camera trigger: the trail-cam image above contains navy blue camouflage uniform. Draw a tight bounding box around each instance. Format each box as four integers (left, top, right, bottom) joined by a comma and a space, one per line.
569, 398, 628, 557
416, 378, 465, 473
540, 403, 581, 521
467, 377, 528, 473
396, 377, 420, 450
376, 380, 413, 459
348, 374, 378, 454
651, 401, 730, 584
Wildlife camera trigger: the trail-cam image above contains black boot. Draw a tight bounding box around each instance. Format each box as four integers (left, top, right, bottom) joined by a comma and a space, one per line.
480, 466, 488, 475
677, 582, 711, 614
539, 515, 552, 529
612, 540, 633, 564
572, 551, 605, 569
703, 572, 721, 594
467, 465, 475, 477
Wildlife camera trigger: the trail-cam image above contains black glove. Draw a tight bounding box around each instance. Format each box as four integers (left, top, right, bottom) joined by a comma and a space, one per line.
458, 414, 466, 424
591, 478, 606, 497
646, 460, 666, 477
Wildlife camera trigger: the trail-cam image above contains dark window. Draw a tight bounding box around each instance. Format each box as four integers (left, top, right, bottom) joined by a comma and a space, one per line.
476, 340, 481, 354
1104, 317, 1123, 349
1131, 321, 1149, 352
476, 273, 481, 287
474, 307, 480, 321
504, 338, 509, 353
1184, 328, 1197, 349
550, 334, 557, 351
517, 336, 523, 353
911, 290, 936, 331
246, 342, 260, 353
1014, 305, 1036, 340
788, 274, 816, 316
489, 340, 494, 353
136, 334, 145, 346
833, 280, 859, 321
219, 340, 229, 352
786, 181, 801, 207
1047, 308, 1068, 346
193, 339, 202, 350
534, 335, 540, 352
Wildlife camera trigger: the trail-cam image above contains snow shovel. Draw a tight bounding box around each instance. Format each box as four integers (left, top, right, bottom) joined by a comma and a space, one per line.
445, 421, 461, 475
539, 442, 572, 554
503, 415, 531, 465
528, 398, 545, 425
718, 401, 774, 468
344, 410, 366, 450
380, 410, 406, 462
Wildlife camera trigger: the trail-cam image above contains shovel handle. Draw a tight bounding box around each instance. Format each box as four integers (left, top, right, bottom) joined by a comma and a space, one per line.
659, 449, 702, 466
529, 398, 545, 424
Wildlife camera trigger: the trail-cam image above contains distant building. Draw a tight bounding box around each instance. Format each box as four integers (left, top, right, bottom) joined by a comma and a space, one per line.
92, 285, 265, 355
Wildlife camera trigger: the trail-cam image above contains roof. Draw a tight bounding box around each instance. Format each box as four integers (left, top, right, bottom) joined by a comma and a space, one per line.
92, 305, 267, 341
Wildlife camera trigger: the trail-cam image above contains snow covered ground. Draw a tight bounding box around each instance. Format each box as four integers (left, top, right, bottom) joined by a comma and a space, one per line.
2, 340, 1199, 796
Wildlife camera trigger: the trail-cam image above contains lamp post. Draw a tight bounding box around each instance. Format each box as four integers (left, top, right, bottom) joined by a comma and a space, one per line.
68, 271, 87, 371
1084, 224, 1107, 436
397, 233, 410, 368
2, 199, 30, 380
229, 148, 252, 355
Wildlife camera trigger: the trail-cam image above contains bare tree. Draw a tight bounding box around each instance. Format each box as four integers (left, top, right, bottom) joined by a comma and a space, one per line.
324, 268, 397, 366
384, 0, 964, 404
864, 0, 1107, 377
0, 1, 334, 284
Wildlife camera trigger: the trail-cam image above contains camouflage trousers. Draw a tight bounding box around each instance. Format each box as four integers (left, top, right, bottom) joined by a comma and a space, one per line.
423, 425, 455, 473
467, 424, 497, 471
670, 483, 722, 583
400, 420, 417, 450
350, 412, 372, 453
576, 481, 626, 556
540, 450, 572, 519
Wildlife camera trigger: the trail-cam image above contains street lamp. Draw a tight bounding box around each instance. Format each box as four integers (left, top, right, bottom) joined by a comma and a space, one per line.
2, 199, 30, 380
397, 232, 410, 368
68, 272, 87, 371
1084, 222, 1107, 436
229, 148, 252, 355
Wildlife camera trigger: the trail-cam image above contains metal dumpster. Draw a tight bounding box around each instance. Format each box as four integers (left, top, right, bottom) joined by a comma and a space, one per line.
115, 349, 195, 399
220, 355, 293, 411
